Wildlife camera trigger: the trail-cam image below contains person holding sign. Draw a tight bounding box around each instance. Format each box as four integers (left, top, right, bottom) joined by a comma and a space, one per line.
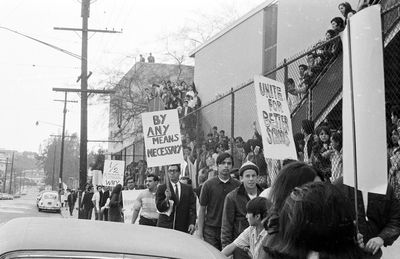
155, 164, 196, 234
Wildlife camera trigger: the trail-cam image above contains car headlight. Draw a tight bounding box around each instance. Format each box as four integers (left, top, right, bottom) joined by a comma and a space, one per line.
39, 202, 43, 206
56, 202, 60, 207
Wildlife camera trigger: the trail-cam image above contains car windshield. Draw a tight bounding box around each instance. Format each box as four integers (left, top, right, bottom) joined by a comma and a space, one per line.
43, 194, 57, 200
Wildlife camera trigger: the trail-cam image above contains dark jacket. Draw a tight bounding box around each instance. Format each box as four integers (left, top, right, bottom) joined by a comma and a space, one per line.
156, 182, 196, 233
100, 190, 110, 208
221, 183, 263, 248
108, 192, 123, 222
67, 192, 76, 206
338, 184, 400, 247
80, 191, 94, 210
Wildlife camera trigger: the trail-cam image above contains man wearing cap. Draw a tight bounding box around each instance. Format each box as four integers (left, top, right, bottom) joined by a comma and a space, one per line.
221, 161, 263, 258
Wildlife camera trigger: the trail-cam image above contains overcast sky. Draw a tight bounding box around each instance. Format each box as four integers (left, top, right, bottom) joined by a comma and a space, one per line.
0, 0, 265, 153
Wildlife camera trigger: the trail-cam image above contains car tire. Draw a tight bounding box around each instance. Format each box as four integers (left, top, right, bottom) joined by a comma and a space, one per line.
38, 208, 41, 212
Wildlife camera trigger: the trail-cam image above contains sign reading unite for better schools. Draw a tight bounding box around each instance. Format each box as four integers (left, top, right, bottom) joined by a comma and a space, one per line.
254, 75, 297, 160
142, 109, 184, 167
102, 160, 125, 187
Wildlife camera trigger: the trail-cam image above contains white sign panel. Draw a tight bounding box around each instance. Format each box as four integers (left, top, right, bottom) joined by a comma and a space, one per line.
102, 160, 125, 187
342, 6, 387, 194
142, 109, 184, 167
122, 189, 143, 224
254, 75, 297, 160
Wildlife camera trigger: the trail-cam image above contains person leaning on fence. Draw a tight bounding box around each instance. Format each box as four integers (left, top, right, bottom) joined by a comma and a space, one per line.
338, 2, 357, 23
331, 17, 345, 33
198, 152, 241, 250
221, 161, 264, 259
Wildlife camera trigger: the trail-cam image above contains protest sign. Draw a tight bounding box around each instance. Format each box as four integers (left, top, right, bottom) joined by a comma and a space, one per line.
342, 5, 387, 194
142, 109, 184, 167
254, 75, 297, 160
102, 160, 125, 187
122, 189, 143, 224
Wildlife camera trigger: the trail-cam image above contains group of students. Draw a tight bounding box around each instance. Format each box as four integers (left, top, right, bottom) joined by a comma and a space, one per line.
286, 2, 358, 112
126, 149, 400, 259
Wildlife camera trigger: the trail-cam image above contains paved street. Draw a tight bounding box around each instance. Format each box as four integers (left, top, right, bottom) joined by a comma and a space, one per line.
0, 187, 63, 225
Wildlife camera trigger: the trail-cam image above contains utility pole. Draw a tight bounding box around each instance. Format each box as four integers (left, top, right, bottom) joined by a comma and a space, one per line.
53, 95, 78, 198
8, 152, 14, 194
2, 158, 9, 192
52, 143, 57, 191
53, 0, 121, 218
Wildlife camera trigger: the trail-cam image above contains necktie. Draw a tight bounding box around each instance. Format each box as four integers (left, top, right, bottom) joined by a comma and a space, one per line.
175, 183, 179, 201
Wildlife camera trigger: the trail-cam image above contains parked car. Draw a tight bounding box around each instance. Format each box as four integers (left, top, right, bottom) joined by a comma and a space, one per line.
0, 193, 13, 200
37, 191, 61, 213
0, 217, 227, 259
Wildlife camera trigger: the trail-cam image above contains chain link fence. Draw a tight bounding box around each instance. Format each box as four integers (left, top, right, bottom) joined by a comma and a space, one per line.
113, 2, 400, 189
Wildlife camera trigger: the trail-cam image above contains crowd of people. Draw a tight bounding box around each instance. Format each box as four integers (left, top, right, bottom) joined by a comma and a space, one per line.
286, 2, 358, 111
76, 151, 400, 259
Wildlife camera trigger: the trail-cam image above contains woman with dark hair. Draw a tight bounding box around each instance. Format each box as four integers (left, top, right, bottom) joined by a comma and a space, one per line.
108, 184, 123, 222
331, 17, 345, 33
262, 162, 321, 258
311, 126, 332, 181
339, 2, 357, 21
267, 182, 362, 259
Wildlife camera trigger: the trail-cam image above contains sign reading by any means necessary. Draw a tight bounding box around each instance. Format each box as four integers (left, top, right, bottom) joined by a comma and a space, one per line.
102, 159, 125, 187
142, 109, 184, 167
254, 75, 297, 160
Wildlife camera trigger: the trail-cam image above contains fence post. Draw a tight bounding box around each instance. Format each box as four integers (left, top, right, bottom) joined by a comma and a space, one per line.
283, 59, 288, 98
230, 88, 235, 154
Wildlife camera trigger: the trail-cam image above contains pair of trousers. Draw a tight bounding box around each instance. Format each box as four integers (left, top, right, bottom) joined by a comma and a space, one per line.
203, 225, 222, 250
139, 216, 158, 226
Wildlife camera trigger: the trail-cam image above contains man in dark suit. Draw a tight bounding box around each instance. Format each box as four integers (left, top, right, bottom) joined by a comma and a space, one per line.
80, 184, 94, 220
100, 186, 110, 221
156, 164, 196, 234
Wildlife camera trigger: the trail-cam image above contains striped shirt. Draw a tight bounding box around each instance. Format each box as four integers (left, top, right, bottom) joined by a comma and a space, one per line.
133, 189, 159, 220
233, 226, 268, 259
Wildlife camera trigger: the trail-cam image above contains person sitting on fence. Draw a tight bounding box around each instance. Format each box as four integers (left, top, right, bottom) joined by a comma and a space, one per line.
331, 17, 345, 33
323, 29, 342, 61
297, 64, 311, 94
285, 78, 301, 112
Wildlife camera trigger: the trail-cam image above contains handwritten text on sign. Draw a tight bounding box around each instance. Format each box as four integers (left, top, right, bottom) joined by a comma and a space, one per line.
142, 109, 183, 167
254, 75, 297, 160
102, 160, 125, 187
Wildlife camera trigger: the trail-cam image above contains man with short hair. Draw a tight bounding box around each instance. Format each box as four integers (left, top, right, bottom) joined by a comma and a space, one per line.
198, 152, 241, 250
156, 164, 196, 233
222, 197, 272, 259
80, 184, 94, 220
221, 161, 263, 259
67, 189, 77, 216
147, 53, 155, 63
131, 174, 160, 226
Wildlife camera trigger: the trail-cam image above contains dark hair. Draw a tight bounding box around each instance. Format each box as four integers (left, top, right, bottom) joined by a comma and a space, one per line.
147, 173, 159, 182
235, 136, 244, 143
112, 184, 122, 195
220, 130, 225, 134
331, 17, 345, 29
326, 29, 337, 38
286, 78, 295, 85
316, 125, 331, 141
216, 152, 234, 166
246, 197, 272, 219
282, 159, 297, 167
269, 162, 318, 212
272, 182, 361, 258
391, 105, 400, 119
168, 164, 181, 172
301, 119, 315, 135
298, 64, 308, 70
212, 126, 218, 130
331, 132, 342, 151
339, 2, 356, 18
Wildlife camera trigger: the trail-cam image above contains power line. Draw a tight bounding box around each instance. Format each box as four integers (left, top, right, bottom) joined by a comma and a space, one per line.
0, 26, 82, 60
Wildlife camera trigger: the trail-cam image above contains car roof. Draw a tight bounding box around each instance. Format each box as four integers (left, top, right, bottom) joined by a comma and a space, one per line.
0, 217, 226, 259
